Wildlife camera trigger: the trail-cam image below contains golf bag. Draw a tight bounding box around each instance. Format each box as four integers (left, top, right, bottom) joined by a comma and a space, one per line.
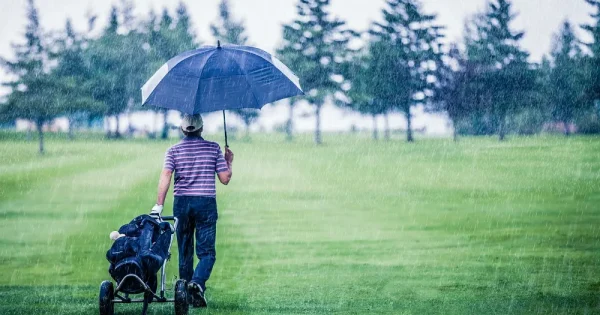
106, 215, 173, 293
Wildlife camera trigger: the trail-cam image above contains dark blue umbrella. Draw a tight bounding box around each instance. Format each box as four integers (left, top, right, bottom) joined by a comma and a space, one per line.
141, 41, 304, 146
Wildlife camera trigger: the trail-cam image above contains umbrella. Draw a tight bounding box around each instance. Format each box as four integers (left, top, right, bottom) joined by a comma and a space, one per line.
141, 41, 304, 147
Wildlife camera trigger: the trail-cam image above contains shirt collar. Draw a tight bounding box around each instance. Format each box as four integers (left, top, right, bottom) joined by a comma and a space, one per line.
182, 135, 204, 141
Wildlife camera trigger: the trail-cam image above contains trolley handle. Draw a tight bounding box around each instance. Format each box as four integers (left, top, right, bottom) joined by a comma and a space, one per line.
158, 215, 178, 232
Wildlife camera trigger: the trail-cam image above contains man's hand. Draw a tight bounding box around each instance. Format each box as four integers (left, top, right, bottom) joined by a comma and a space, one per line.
150, 204, 163, 221
224, 147, 234, 164
218, 147, 233, 185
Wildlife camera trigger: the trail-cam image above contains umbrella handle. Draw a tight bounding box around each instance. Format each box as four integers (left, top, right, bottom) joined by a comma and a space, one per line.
223, 110, 229, 148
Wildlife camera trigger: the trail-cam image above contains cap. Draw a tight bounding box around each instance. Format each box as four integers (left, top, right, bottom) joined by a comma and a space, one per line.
181, 114, 203, 132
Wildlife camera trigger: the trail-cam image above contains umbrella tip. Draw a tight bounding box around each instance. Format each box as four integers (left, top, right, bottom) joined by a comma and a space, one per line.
217, 40, 221, 48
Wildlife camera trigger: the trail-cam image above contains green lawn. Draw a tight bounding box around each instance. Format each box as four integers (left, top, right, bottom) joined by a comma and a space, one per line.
0, 132, 599, 314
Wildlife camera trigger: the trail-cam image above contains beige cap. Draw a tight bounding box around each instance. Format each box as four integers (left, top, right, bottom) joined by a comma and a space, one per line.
181, 114, 203, 132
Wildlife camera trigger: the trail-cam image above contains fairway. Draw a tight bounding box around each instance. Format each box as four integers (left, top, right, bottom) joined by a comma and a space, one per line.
0, 133, 599, 314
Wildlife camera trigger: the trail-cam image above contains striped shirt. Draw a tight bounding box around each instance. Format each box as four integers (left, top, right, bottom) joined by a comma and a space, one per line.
164, 136, 229, 197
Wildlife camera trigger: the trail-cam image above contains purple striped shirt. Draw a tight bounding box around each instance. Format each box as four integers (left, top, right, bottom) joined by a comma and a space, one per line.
164, 136, 229, 197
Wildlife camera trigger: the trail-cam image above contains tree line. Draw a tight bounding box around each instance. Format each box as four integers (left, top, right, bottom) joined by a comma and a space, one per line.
280, 0, 600, 143
2, 0, 600, 153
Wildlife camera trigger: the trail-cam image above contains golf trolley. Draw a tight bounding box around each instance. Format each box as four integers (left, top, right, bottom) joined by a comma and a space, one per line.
98, 216, 190, 315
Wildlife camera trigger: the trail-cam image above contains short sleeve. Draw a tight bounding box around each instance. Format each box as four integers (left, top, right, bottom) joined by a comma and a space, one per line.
164, 148, 175, 171
215, 146, 229, 173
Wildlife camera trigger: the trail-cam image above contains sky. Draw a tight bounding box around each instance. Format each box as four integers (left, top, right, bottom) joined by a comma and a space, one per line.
0, 0, 596, 134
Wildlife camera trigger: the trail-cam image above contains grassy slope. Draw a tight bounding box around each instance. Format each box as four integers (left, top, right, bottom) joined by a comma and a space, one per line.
0, 133, 599, 314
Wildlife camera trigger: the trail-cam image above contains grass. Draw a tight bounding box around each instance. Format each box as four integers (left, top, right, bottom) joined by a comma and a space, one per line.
0, 132, 599, 314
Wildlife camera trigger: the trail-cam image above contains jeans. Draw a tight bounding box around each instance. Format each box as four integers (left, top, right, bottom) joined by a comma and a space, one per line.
173, 196, 218, 291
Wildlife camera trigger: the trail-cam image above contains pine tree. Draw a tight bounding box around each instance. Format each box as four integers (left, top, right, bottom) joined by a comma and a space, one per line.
210, 0, 258, 140
579, 0, 600, 134
119, 3, 148, 136
510, 57, 552, 135
343, 53, 377, 140
549, 21, 587, 135
211, 0, 249, 45
86, 6, 128, 138
174, 2, 197, 50
582, 0, 600, 102
0, 0, 53, 153
428, 44, 474, 141
341, 49, 391, 140
50, 19, 105, 140
144, 3, 197, 139
369, 0, 444, 142
107, 6, 119, 34
277, 0, 355, 144
153, 9, 177, 139
464, 0, 534, 140
1, 0, 44, 80
86, 4, 148, 138
277, 10, 306, 142
118, 0, 136, 33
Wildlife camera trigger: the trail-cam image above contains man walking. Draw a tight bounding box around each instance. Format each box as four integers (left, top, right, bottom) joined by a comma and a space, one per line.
150, 114, 233, 307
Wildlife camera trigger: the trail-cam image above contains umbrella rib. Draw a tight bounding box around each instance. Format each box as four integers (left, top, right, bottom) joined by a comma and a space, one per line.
228, 47, 301, 88
197, 50, 219, 81
194, 50, 219, 110
223, 50, 262, 109
142, 48, 215, 108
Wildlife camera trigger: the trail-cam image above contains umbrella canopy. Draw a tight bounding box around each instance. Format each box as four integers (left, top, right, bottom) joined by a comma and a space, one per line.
141, 43, 304, 115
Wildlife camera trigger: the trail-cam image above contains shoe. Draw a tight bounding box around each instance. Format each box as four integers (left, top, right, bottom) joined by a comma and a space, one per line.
187, 281, 207, 308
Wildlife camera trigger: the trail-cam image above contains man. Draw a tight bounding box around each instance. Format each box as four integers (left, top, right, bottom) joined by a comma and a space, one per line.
150, 114, 233, 308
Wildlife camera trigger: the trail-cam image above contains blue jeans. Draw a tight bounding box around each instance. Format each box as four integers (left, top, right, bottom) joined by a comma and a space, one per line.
173, 196, 218, 291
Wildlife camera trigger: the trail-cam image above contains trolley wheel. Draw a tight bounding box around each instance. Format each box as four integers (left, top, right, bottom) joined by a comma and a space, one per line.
174, 279, 189, 315
99, 280, 114, 315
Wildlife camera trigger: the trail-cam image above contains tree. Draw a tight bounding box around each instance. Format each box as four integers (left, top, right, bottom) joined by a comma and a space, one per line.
341, 49, 390, 140
0, 0, 53, 153
283, 98, 300, 141
464, 0, 535, 140
579, 0, 600, 134
277, 15, 305, 142
428, 44, 474, 141
142, 9, 162, 139
548, 21, 587, 135
210, 0, 259, 140
119, 2, 149, 138
582, 0, 600, 102
50, 19, 105, 139
277, 0, 355, 144
174, 2, 197, 47
155, 9, 175, 140
369, 0, 444, 142
85, 6, 127, 138
210, 0, 249, 45
145, 5, 197, 139
86, 5, 147, 138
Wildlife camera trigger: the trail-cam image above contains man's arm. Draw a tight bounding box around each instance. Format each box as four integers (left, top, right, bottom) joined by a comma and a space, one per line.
156, 169, 173, 205
217, 167, 232, 185
217, 147, 234, 185
151, 148, 174, 219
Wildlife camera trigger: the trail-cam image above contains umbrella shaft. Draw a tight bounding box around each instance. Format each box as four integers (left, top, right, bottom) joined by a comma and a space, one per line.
223, 110, 228, 148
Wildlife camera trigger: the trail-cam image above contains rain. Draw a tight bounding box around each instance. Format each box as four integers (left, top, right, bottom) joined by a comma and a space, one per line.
0, 0, 599, 314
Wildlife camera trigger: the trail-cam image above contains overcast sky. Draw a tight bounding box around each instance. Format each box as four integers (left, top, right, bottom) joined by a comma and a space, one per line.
0, 0, 596, 134
0, 0, 594, 61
